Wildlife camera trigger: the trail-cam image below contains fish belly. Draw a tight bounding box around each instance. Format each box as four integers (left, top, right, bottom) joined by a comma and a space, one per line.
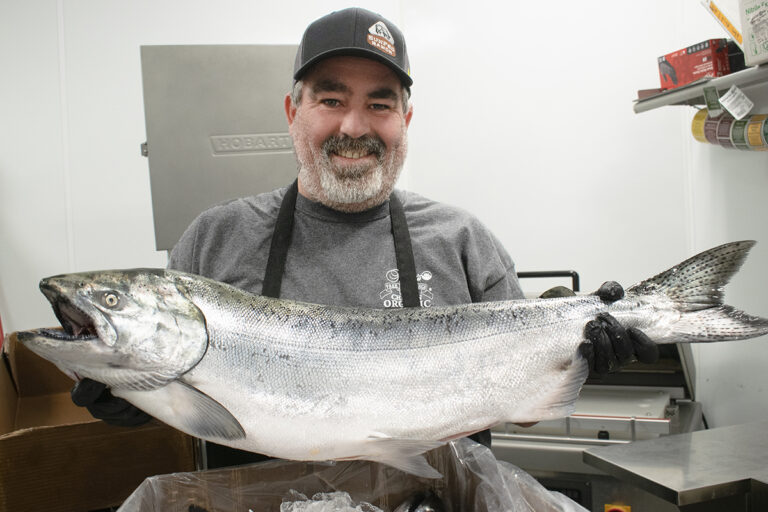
182, 320, 588, 460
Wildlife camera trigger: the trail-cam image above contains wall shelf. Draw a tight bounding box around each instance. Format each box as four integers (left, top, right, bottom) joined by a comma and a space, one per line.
633, 64, 768, 114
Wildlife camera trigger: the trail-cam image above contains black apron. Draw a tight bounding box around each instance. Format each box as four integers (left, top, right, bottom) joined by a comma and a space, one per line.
262, 179, 421, 306
205, 180, 488, 469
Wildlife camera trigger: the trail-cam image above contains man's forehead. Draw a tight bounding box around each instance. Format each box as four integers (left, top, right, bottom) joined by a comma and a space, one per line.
309, 78, 399, 100
303, 56, 403, 95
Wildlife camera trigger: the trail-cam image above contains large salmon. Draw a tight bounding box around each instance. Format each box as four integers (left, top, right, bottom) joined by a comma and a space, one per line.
16, 241, 768, 477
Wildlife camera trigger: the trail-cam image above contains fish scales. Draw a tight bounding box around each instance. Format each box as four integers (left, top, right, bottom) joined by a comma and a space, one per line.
187, 288, 599, 439
15, 240, 768, 477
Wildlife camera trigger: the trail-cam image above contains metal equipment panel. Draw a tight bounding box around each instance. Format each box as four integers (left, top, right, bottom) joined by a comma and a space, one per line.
140, 45, 298, 250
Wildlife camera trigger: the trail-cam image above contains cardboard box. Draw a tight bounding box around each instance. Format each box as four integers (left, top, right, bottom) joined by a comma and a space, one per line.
0, 332, 198, 512
741, 0, 768, 65
658, 39, 732, 90
700, 0, 744, 48
117, 440, 578, 512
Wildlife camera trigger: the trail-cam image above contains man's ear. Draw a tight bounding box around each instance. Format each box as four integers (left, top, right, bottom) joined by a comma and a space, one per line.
404, 103, 413, 129
284, 93, 297, 125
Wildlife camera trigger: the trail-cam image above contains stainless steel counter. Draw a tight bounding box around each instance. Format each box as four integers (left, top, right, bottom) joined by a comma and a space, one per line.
583, 420, 768, 510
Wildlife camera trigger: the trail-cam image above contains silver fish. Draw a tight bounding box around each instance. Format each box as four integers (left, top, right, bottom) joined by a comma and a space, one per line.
16, 241, 768, 478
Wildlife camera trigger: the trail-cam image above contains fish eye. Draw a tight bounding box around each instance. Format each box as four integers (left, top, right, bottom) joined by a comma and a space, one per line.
101, 292, 120, 308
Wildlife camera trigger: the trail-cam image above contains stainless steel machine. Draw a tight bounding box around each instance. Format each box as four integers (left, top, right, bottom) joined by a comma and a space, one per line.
141, 44, 300, 468
140, 44, 298, 251
491, 273, 705, 511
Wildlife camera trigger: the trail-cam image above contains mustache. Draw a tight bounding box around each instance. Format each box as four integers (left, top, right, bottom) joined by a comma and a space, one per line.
322, 135, 386, 159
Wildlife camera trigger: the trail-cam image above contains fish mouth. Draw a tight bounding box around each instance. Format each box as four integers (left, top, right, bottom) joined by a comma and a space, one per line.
41, 282, 99, 341
17, 287, 103, 382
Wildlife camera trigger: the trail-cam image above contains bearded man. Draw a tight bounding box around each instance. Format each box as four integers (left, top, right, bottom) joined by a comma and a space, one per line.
70, 7, 657, 469
165, 8, 524, 313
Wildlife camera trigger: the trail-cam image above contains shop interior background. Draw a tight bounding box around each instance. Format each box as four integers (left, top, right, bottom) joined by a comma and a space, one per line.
2, 0, 767, 430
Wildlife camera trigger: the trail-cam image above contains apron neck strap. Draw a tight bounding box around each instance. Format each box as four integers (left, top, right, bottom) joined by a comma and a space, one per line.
262, 180, 420, 308
388, 192, 420, 308
261, 179, 299, 299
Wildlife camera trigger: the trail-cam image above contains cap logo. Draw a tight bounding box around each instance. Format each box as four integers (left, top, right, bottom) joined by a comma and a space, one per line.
367, 21, 396, 57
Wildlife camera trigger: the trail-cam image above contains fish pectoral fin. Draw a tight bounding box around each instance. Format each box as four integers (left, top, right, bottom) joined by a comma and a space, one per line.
170, 381, 246, 441
117, 381, 246, 441
365, 435, 444, 479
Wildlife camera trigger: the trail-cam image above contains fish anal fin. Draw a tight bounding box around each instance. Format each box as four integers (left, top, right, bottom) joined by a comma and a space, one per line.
115, 381, 246, 441
373, 454, 443, 479
439, 426, 494, 442
511, 356, 589, 423
365, 435, 444, 479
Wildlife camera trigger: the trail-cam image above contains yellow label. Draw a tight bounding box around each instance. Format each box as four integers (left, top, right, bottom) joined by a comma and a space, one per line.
604, 505, 631, 512
691, 109, 709, 143
746, 115, 768, 147
708, 1, 743, 44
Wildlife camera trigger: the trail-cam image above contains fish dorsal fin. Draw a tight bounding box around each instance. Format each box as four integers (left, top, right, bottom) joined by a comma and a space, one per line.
365, 435, 445, 479
115, 381, 246, 441
627, 240, 756, 311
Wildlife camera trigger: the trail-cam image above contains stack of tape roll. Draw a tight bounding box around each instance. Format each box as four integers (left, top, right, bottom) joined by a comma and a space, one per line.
691, 109, 709, 143
691, 109, 768, 150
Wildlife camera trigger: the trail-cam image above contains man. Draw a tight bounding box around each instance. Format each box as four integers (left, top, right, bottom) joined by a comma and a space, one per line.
72, 7, 657, 467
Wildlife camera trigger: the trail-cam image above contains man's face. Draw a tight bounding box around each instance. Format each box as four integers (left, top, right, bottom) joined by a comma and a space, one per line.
285, 56, 413, 212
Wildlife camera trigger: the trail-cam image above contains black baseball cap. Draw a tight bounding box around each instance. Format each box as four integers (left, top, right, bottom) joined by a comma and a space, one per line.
294, 7, 412, 88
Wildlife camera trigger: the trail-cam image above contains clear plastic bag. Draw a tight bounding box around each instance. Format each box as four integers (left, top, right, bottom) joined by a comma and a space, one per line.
118, 439, 587, 512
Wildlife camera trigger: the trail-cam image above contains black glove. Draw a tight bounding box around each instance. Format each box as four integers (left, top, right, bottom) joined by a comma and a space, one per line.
71, 378, 152, 427
539, 285, 576, 299
579, 281, 659, 375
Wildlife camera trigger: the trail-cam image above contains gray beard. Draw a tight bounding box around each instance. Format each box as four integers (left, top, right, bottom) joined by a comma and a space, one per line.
297, 135, 406, 212
318, 162, 384, 204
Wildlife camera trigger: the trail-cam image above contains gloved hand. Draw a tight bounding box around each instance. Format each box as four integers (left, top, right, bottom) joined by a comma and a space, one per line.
71, 378, 152, 427
580, 281, 659, 375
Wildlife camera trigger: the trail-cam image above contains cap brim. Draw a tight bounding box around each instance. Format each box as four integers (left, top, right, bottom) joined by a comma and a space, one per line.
293, 47, 413, 87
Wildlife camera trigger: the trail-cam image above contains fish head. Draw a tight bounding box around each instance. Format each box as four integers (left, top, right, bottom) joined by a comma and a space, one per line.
17, 268, 208, 391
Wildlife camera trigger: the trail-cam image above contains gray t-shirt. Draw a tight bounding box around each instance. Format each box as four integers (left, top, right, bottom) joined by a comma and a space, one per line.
168, 187, 524, 308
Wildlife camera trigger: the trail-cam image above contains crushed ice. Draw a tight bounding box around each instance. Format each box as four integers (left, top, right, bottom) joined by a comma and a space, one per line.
280, 491, 382, 512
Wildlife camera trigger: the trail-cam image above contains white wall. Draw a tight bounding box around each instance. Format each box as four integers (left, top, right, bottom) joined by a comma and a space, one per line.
2, 1, 767, 428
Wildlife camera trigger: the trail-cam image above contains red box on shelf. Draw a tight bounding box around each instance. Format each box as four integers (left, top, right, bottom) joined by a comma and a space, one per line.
657, 39, 731, 90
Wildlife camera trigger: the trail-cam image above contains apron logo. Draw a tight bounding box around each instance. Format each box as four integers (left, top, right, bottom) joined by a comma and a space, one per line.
380, 269, 434, 308
367, 21, 396, 57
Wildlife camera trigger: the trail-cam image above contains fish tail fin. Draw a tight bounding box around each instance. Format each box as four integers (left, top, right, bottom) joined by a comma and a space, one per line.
627, 240, 768, 342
